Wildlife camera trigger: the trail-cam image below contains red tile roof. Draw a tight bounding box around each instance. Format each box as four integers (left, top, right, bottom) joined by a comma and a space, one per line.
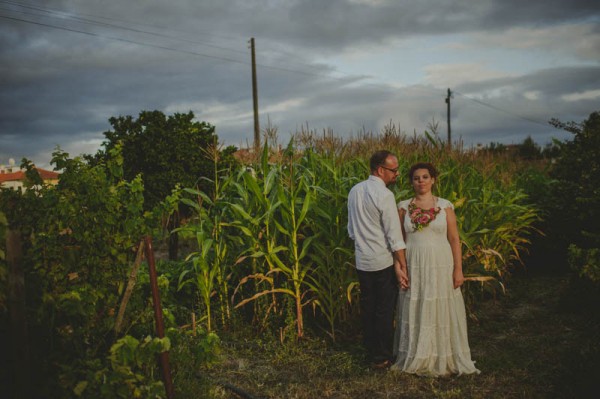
37, 168, 60, 180
0, 168, 60, 183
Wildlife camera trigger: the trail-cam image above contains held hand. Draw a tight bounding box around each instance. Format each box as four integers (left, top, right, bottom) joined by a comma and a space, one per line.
398, 266, 410, 290
453, 269, 465, 289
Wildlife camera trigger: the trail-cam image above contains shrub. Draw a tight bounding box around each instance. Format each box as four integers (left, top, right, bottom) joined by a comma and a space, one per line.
568, 245, 600, 283
73, 335, 170, 398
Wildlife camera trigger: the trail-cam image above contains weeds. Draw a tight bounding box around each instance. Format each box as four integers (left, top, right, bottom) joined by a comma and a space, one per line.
185, 272, 599, 398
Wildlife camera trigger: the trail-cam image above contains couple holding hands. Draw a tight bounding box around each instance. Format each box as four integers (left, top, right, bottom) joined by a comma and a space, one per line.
347, 150, 480, 376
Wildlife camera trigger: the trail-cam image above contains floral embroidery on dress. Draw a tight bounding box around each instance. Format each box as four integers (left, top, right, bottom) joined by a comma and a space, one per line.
408, 200, 440, 231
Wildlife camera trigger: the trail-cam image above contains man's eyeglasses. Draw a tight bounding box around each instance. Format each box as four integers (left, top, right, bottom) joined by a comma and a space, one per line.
380, 165, 399, 173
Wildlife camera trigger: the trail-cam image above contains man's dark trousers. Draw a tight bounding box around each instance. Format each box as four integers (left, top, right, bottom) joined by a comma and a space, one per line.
357, 265, 398, 364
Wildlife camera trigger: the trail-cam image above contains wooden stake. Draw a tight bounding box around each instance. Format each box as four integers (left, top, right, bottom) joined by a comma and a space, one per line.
144, 235, 175, 399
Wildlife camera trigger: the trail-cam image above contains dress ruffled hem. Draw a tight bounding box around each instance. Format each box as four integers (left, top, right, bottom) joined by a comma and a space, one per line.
391, 352, 480, 376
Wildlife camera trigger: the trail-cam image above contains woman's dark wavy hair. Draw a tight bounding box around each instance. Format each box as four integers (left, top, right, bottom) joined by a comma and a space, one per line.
408, 162, 438, 180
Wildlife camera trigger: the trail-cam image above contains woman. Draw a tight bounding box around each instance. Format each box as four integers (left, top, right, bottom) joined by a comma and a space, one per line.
391, 162, 479, 376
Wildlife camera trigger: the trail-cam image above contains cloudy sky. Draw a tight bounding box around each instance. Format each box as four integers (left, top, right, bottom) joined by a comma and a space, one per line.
1, 0, 599, 168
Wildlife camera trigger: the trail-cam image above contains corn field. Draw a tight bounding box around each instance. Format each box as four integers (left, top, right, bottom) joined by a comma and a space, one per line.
176, 127, 539, 340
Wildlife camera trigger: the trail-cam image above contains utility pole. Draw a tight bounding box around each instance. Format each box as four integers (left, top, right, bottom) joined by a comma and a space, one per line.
445, 88, 452, 149
250, 37, 260, 151
445, 88, 452, 148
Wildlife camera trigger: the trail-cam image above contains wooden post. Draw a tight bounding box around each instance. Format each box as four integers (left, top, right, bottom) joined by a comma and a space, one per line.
445, 88, 452, 149
7, 229, 31, 399
144, 235, 175, 399
250, 37, 260, 151
114, 240, 145, 335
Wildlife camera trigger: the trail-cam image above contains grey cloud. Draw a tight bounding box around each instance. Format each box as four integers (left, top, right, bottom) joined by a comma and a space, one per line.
482, 0, 600, 27
1, 0, 598, 167
456, 66, 600, 98
253, 0, 600, 52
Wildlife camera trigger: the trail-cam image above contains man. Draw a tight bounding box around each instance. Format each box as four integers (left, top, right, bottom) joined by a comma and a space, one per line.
347, 150, 409, 369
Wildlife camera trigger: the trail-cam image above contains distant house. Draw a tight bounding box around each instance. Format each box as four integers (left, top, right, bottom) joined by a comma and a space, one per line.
0, 159, 60, 190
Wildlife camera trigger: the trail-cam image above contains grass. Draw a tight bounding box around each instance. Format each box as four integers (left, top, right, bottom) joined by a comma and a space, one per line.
184, 271, 599, 399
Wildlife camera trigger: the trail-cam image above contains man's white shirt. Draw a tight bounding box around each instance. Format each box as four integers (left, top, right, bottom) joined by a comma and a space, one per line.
347, 175, 406, 271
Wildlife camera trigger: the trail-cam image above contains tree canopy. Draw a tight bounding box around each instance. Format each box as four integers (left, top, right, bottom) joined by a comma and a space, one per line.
94, 110, 235, 210
89, 110, 238, 259
551, 110, 600, 249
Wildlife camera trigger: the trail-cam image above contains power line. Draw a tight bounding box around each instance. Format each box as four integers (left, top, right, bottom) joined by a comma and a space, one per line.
0, 0, 250, 56
1, 2, 562, 133
0, 0, 241, 42
9, 12, 360, 85
453, 90, 550, 127
0, 14, 251, 66
0, 10, 382, 84
2, 0, 422, 87
0, 0, 331, 76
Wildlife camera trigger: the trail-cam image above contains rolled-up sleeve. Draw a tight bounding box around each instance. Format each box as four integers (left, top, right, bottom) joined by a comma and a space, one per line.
347, 195, 355, 241
381, 191, 406, 252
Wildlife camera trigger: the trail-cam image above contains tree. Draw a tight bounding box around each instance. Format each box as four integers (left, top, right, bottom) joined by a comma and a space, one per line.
486, 142, 507, 154
93, 110, 237, 259
518, 136, 542, 160
551, 111, 600, 246
549, 110, 600, 282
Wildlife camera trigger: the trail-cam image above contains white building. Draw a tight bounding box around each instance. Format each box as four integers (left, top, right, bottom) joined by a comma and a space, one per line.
0, 158, 60, 190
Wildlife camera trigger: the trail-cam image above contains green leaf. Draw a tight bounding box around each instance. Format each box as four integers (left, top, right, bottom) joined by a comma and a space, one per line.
73, 381, 88, 396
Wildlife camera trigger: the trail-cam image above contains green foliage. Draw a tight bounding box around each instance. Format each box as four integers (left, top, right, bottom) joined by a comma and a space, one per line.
94, 110, 225, 211
512, 164, 558, 272
175, 141, 241, 331
480, 137, 557, 160
91, 110, 237, 260
517, 136, 542, 160
227, 141, 343, 338
0, 211, 6, 312
482, 141, 508, 154
73, 335, 169, 398
168, 327, 221, 368
568, 245, 600, 283
433, 161, 538, 281
551, 111, 600, 246
548, 110, 600, 279
0, 133, 260, 395
177, 134, 539, 340
226, 147, 289, 331
302, 149, 361, 340
0, 158, 52, 233
0, 147, 162, 396
177, 215, 219, 332
31, 148, 148, 346
166, 327, 222, 398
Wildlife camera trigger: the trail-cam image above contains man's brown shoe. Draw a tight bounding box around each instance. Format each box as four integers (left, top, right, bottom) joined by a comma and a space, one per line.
372, 359, 392, 370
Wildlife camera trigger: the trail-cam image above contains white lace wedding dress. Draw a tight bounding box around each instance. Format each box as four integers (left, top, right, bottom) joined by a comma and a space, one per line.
391, 198, 480, 376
